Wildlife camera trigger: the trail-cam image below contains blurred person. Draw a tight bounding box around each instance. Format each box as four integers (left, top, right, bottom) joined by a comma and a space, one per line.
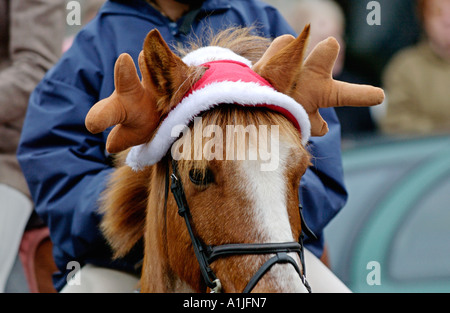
0, 0, 65, 292
285, 0, 346, 76
380, 0, 450, 135
17, 0, 350, 292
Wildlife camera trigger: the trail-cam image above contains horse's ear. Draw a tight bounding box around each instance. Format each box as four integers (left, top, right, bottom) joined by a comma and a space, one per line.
142, 29, 193, 114
253, 25, 310, 96
254, 25, 384, 137
253, 25, 331, 136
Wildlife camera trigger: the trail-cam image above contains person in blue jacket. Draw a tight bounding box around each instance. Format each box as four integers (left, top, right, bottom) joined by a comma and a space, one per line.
17, 0, 348, 292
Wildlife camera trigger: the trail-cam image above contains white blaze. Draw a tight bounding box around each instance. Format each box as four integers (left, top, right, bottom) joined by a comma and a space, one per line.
239, 138, 308, 293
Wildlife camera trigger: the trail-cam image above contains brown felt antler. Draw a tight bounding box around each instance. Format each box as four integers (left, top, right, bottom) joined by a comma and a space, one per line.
85, 29, 195, 153
253, 25, 385, 136
85, 51, 159, 153
86, 27, 384, 154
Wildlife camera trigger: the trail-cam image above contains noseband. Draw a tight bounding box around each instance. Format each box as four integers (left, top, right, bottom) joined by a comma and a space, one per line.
167, 159, 315, 293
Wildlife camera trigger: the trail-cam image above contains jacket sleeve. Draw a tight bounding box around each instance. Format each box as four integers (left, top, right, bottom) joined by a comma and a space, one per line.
300, 108, 348, 257
0, 0, 65, 123
17, 32, 139, 291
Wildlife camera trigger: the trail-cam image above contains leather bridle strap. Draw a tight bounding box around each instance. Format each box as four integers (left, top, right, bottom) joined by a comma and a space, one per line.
169, 159, 313, 293
169, 161, 220, 291
205, 242, 303, 263
243, 252, 307, 293
205, 242, 312, 293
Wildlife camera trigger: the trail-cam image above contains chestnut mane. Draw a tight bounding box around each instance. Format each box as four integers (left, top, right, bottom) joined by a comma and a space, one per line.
175, 27, 271, 64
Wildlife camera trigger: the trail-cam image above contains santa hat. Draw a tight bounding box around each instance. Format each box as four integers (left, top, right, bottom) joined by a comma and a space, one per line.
126, 47, 310, 170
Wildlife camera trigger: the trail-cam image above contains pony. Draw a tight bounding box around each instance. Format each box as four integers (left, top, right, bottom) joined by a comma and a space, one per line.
85, 26, 384, 293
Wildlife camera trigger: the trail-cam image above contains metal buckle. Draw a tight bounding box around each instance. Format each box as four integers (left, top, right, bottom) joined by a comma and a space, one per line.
210, 279, 222, 293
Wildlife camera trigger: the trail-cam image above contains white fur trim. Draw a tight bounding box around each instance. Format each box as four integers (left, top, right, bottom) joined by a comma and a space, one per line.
126, 81, 311, 170
182, 46, 253, 67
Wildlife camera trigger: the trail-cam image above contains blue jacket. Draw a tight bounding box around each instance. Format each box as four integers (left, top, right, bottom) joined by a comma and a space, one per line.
17, 0, 347, 291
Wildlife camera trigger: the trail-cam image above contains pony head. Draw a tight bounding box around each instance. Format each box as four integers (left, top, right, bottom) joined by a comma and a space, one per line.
85, 26, 384, 292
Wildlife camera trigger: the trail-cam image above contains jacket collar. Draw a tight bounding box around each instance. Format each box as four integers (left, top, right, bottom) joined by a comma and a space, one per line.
102, 0, 231, 23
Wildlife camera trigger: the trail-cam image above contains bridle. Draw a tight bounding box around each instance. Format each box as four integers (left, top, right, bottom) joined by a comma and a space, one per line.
166, 158, 316, 293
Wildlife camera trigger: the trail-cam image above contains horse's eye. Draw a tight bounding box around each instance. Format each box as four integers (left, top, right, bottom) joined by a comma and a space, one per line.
189, 168, 214, 186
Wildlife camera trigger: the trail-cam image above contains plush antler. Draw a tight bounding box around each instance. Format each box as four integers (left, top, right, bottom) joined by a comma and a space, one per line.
85, 29, 195, 153
85, 51, 159, 153
86, 26, 384, 155
253, 25, 385, 136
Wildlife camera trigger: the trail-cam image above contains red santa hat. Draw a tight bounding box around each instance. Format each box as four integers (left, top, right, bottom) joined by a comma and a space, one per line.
126, 46, 310, 170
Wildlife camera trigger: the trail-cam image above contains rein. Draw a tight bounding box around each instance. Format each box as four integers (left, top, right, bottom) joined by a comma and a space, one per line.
166, 158, 315, 293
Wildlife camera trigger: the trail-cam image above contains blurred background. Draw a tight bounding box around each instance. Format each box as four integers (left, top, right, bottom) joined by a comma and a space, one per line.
2, 0, 449, 293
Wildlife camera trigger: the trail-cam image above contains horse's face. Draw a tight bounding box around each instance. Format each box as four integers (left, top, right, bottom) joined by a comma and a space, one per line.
165, 108, 311, 292
90, 27, 383, 293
